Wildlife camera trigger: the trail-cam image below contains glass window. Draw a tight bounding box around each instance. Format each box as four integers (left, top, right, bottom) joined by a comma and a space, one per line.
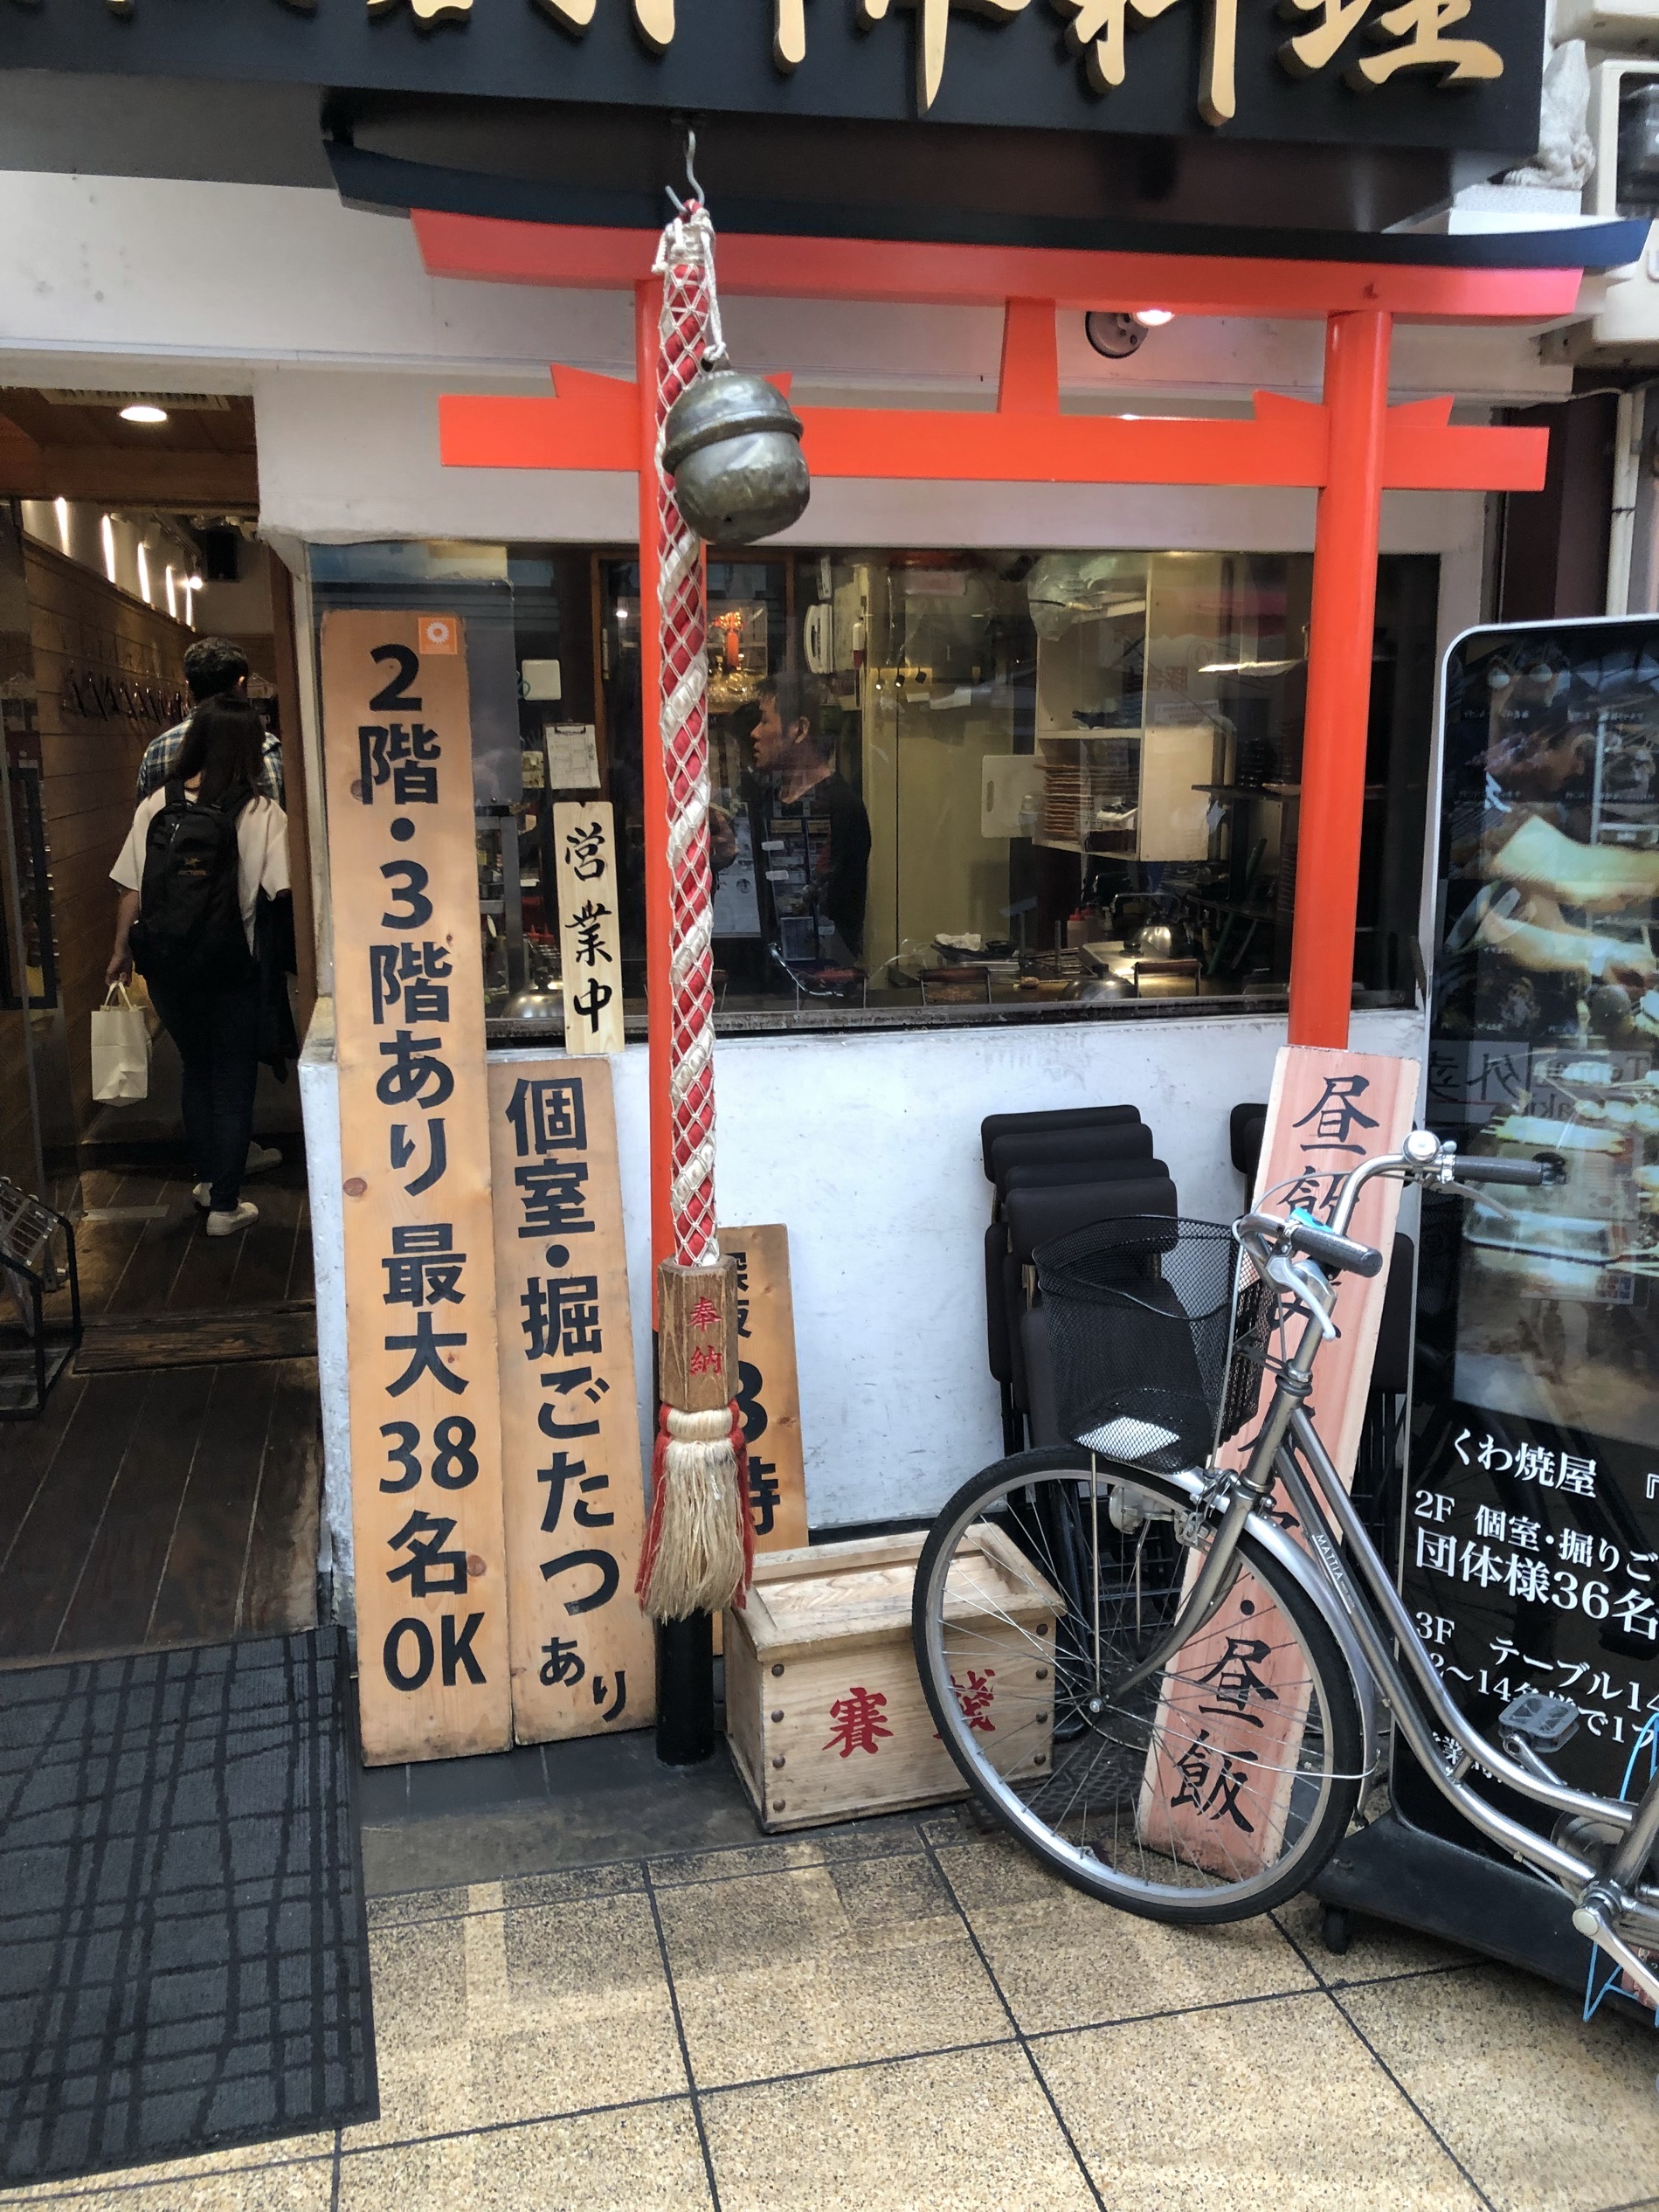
311, 540, 1438, 1033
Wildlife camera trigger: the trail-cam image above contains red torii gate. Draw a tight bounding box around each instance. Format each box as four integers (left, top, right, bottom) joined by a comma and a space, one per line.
422, 207, 1566, 1267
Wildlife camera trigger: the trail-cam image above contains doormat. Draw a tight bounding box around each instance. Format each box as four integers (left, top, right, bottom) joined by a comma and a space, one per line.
75, 1303, 317, 1373
0, 1627, 377, 2186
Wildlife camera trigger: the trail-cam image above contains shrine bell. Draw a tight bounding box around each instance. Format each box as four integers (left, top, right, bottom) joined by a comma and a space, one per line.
660, 363, 809, 543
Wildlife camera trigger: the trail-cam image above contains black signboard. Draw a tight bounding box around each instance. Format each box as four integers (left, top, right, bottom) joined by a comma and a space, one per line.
0, 0, 1545, 153
1407, 617, 1659, 1849
1400, 1398, 1659, 1839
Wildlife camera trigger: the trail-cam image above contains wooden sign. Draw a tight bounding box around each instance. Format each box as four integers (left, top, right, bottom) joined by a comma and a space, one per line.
1140, 1046, 1420, 1870
487, 1055, 654, 1743
552, 800, 625, 1056
321, 609, 513, 1766
719, 1225, 808, 1552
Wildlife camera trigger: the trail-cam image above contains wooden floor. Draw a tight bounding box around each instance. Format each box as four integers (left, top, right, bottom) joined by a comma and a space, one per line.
0, 1356, 321, 1662
0, 1147, 322, 1665
66, 1152, 315, 1318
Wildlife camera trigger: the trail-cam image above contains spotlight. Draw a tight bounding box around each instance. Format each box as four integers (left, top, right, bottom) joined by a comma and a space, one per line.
119, 403, 169, 425
1084, 312, 1148, 361
1134, 308, 1174, 327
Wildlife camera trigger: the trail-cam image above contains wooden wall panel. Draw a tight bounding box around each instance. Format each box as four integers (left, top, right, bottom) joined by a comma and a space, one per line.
22, 538, 188, 1130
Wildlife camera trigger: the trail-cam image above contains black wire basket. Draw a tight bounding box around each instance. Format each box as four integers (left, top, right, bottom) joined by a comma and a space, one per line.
1034, 1215, 1271, 1472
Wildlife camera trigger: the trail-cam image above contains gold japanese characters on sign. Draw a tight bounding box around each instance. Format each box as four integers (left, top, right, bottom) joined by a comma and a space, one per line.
100, 0, 1503, 116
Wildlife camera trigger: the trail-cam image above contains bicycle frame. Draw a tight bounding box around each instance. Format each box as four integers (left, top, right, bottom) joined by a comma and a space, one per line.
1138, 1146, 1659, 1995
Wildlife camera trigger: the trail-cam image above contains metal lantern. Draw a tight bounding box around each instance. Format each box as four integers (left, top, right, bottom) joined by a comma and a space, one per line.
660, 365, 809, 543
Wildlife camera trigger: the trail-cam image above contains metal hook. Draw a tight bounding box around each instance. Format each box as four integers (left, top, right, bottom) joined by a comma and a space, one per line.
683, 125, 704, 208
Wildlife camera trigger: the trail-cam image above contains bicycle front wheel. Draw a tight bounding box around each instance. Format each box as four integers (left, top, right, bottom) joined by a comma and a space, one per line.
913, 1447, 1365, 1923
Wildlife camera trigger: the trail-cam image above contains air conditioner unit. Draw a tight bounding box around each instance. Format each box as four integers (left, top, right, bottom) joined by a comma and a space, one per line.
1553, 59, 1659, 352
1557, 0, 1659, 52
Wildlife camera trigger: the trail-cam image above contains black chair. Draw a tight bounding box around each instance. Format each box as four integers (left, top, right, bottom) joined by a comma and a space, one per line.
980, 1105, 1141, 1180
1009, 1178, 1179, 1450
984, 1108, 1152, 1448
1230, 1101, 1268, 1195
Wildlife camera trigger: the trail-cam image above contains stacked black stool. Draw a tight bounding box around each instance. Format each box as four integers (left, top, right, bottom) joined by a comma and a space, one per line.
981, 1106, 1178, 1454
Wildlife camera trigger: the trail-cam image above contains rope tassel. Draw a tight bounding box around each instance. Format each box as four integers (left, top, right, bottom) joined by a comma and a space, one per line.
636, 1402, 754, 1622
638, 1258, 753, 1624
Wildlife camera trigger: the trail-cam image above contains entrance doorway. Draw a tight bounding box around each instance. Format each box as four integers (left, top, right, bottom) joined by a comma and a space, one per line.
0, 389, 321, 1663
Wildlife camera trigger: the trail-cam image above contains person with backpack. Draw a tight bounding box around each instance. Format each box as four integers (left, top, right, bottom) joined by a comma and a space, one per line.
106, 698, 290, 1237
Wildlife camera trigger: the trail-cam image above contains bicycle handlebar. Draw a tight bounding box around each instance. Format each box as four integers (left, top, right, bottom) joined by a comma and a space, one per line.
1284, 1217, 1386, 1278
1448, 1153, 1563, 1189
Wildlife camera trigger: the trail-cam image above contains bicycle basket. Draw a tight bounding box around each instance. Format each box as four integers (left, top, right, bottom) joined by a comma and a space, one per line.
1034, 1214, 1270, 1472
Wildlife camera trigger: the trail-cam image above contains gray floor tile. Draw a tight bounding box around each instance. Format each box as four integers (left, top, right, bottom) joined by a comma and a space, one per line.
338, 2102, 711, 2211
1340, 1962, 1659, 2212
1040, 1989, 1483, 2210
656, 1851, 1009, 2086
703, 2045, 1098, 2211
936, 1831, 1316, 2032
0, 2160, 335, 2211
345, 1891, 686, 2146
1273, 1892, 1477, 1989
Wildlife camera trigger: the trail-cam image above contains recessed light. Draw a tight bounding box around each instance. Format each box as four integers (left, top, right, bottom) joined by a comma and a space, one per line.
119, 403, 168, 425
1133, 308, 1174, 328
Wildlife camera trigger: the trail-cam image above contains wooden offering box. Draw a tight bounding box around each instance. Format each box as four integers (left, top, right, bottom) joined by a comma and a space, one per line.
723, 1529, 1059, 1834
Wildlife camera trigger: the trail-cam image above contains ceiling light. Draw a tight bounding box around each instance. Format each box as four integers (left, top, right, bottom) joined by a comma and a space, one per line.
183, 572, 204, 591
53, 497, 69, 555
1133, 308, 1174, 328
119, 403, 168, 425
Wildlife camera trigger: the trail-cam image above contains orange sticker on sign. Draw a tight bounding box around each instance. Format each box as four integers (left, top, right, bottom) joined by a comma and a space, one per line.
420, 617, 460, 655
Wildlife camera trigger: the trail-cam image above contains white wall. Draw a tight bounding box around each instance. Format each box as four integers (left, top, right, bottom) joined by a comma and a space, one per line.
305, 1004, 1425, 1621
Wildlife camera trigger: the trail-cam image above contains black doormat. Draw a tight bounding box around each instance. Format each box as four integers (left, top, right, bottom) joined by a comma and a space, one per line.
0, 1627, 377, 2186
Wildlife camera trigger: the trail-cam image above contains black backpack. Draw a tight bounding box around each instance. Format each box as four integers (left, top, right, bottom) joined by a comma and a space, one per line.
129, 778, 254, 988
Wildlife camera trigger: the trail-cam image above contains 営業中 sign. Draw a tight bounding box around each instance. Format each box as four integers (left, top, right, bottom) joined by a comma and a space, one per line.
552, 801, 625, 1058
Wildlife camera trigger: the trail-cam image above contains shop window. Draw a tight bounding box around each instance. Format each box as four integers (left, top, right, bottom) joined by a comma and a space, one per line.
310, 541, 1437, 1033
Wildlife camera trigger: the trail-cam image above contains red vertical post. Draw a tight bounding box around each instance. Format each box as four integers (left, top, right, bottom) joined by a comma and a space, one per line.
1287, 308, 1393, 1049
636, 278, 674, 1290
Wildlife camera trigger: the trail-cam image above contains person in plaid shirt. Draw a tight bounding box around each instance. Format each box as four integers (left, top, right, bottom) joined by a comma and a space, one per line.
138, 636, 284, 806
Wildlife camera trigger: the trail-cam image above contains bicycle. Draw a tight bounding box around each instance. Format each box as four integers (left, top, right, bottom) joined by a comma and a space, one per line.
912, 1130, 1659, 2012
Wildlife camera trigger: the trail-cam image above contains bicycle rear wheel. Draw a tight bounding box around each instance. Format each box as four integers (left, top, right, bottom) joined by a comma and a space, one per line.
913, 1447, 1365, 1923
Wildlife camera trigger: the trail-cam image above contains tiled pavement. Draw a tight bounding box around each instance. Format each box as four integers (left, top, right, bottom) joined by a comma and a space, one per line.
5, 1810, 1659, 2212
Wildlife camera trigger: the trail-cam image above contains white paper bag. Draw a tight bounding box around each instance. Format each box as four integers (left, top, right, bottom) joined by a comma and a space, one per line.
91, 985, 150, 1103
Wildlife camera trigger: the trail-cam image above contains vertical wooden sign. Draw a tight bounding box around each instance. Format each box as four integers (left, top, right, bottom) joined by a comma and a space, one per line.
552, 800, 626, 1056
1140, 1046, 1420, 1869
718, 1225, 808, 1552
321, 609, 513, 1766
488, 1056, 655, 1742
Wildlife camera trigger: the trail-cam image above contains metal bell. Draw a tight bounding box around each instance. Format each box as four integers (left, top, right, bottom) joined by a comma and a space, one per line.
660, 365, 809, 543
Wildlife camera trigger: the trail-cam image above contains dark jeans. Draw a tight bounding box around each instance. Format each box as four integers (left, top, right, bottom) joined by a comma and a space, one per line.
149, 973, 260, 1213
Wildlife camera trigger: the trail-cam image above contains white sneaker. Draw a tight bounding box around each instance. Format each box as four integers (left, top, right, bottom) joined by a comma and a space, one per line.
245, 1143, 282, 1175
192, 1182, 211, 1210
206, 1201, 259, 1238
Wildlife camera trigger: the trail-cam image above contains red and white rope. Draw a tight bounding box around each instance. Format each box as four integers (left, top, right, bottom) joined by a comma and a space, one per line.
652, 205, 722, 1268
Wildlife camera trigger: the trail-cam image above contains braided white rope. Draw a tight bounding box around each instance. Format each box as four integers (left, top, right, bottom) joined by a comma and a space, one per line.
652, 205, 720, 1268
